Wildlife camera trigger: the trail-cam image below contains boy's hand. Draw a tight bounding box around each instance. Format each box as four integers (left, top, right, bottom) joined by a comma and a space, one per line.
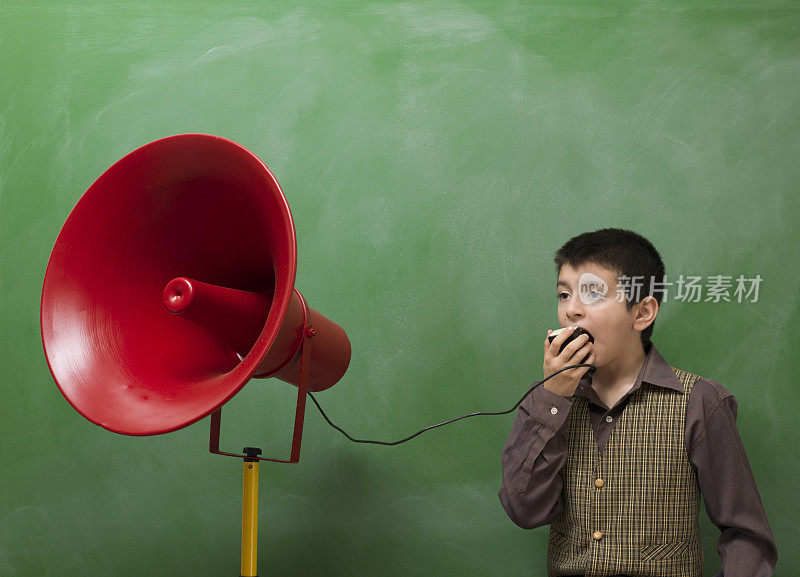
542, 326, 595, 397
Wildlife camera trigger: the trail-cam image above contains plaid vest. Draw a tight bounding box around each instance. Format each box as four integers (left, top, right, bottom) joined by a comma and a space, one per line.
547, 367, 703, 577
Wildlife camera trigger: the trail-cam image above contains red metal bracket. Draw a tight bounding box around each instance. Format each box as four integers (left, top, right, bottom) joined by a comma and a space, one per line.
209, 315, 313, 463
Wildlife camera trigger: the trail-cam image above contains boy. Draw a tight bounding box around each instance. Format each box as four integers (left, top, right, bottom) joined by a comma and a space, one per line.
498, 228, 777, 577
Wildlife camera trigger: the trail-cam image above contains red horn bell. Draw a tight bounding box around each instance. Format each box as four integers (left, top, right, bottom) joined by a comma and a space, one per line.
40, 134, 351, 437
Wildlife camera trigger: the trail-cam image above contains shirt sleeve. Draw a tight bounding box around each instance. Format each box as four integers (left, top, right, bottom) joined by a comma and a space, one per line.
686, 379, 778, 577
498, 383, 574, 529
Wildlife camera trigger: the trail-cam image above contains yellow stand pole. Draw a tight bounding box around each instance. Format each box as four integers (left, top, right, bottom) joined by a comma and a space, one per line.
241, 447, 261, 577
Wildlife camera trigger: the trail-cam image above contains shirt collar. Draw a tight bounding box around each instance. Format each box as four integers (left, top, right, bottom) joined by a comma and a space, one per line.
576, 341, 684, 398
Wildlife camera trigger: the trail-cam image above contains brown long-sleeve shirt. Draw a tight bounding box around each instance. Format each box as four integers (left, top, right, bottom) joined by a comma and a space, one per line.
498, 342, 778, 577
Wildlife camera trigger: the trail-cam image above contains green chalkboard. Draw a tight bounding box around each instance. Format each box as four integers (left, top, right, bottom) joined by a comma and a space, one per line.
1, 1, 798, 575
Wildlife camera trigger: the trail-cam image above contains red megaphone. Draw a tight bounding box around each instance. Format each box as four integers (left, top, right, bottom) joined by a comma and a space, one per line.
40, 134, 351, 442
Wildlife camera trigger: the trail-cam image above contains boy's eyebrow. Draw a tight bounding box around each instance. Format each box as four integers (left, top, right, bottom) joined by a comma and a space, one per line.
556, 281, 571, 288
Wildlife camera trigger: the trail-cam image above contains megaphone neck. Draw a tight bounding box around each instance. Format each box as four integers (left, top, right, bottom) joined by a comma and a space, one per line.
162, 277, 271, 357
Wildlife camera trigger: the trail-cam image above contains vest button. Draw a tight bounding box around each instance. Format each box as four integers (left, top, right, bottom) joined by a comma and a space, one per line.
593, 531, 603, 541
550, 406, 558, 415
594, 478, 604, 488
605, 415, 613, 423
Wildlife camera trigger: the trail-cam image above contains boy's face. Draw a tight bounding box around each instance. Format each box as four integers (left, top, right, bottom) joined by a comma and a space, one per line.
556, 263, 649, 367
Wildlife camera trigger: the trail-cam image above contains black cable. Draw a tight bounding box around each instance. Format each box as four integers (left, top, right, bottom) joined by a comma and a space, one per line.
306, 363, 595, 446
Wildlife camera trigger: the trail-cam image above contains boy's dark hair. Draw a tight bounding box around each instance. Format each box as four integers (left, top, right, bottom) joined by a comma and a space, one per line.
553, 228, 666, 349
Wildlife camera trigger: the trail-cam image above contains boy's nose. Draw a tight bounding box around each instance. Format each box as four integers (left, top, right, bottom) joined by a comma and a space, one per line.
566, 297, 585, 318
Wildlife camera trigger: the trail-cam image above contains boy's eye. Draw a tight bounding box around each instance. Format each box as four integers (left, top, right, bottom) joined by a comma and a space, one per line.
558, 292, 570, 300
581, 290, 605, 303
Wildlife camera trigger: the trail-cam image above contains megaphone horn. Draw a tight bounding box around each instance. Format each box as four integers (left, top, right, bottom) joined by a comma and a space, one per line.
40, 134, 351, 458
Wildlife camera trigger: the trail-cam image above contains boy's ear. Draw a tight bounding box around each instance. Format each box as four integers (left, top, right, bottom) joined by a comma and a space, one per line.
633, 296, 658, 332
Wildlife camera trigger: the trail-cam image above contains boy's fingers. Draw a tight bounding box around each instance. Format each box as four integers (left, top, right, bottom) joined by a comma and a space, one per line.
559, 333, 590, 360
549, 326, 573, 354
545, 329, 559, 355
